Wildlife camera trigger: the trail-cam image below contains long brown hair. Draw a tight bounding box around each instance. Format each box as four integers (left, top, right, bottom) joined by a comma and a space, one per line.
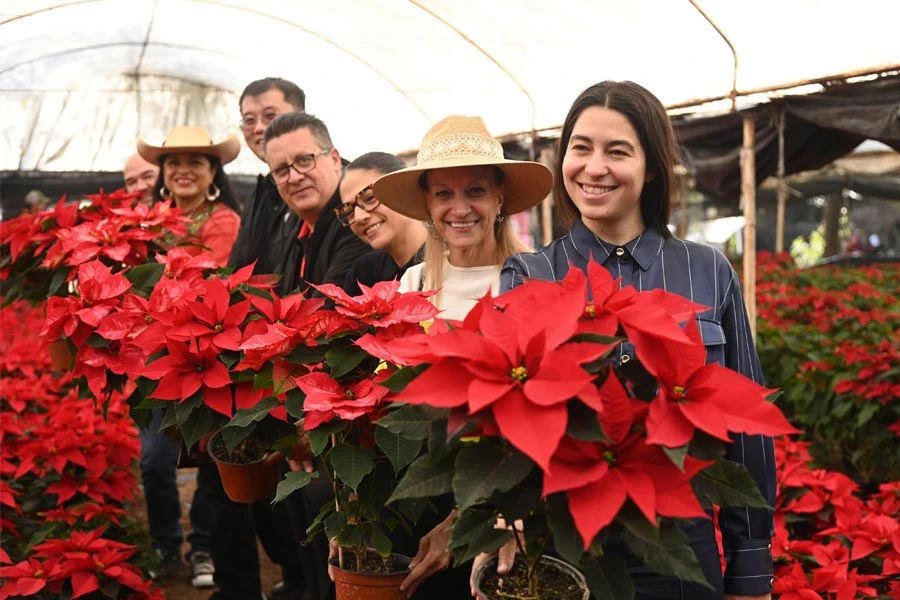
555, 81, 675, 238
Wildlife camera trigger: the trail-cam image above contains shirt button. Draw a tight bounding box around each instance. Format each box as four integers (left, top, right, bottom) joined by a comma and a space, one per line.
621, 354, 631, 363
615, 247, 626, 257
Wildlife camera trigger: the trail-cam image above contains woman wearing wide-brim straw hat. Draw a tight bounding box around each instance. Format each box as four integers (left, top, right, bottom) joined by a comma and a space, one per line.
372, 115, 552, 321
137, 126, 242, 266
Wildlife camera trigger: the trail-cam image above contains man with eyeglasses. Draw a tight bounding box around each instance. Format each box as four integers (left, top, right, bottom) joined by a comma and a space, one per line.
264, 112, 368, 297
263, 111, 369, 600
227, 77, 306, 275
198, 77, 310, 600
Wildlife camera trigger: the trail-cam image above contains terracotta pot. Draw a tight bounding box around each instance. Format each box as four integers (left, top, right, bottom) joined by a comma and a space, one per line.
48, 338, 73, 371
331, 555, 410, 600
207, 431, 281, 503
471, 554, 589, 600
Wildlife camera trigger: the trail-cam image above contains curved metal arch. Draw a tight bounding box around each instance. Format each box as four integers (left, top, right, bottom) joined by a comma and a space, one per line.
192, 0, 432, 122
0, 0, 103, 26
406, 0, 537, 133
688, 0, 739, 112
0, 41, 239, 82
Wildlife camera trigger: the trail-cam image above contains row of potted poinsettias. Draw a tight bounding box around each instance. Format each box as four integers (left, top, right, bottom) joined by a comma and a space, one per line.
0, 192, 851, 599
0, 300, 165, 600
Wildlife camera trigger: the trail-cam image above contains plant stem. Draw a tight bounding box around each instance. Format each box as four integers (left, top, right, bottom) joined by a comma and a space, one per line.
332, 432, 344, 571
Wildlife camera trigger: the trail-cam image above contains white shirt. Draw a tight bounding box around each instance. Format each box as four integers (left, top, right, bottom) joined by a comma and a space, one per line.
399, 258, 500, 321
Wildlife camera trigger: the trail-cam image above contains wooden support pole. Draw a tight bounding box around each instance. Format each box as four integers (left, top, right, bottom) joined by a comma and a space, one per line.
741, 116, 757, 340
538, 146, 555, 247
775, 107, 787, 254
675, 164, 689, 238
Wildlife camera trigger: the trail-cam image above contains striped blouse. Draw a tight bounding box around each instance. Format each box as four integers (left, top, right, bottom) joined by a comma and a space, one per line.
500, 219, 776, 596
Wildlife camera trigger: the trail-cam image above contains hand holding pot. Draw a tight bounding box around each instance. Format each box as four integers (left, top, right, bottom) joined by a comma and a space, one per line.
400, 509, 457, 598
469, 517, 521, 598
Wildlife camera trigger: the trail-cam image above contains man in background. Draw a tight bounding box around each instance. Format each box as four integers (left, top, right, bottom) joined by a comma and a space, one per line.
123, 152, 159, 204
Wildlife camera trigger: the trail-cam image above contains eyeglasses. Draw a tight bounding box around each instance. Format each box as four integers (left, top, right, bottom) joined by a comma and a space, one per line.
334, 184, 380, 226
268, 149, 331, 184
239, 112, 278, 132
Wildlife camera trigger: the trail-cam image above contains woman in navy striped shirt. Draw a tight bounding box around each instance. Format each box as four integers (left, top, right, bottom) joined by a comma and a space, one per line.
500, 81, 775, 600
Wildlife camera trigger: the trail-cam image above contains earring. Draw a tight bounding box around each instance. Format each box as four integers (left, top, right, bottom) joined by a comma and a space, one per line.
207, 184, 221, 202
423, 220, 433, 229
495, 215, 505, 224
160, 186, 172, 200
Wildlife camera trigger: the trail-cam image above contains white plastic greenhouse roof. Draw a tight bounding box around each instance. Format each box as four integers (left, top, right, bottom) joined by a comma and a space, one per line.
2, 0, 898, 174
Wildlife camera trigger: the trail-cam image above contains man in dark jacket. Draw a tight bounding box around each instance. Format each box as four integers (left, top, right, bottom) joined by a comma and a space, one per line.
198, 78, 309, 600
227, 77, 305, 274
263, 112, 369, 298
263, 112, 369, 600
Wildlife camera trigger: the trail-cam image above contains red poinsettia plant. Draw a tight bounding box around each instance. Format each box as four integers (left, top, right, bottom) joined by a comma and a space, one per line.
0, 189, 189, 307
268, 279, 441, 574
368, 260, 800, 598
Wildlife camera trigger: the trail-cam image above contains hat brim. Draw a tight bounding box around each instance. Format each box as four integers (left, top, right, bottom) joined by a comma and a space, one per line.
372, 157, 553, 222
136, 135, 241, 166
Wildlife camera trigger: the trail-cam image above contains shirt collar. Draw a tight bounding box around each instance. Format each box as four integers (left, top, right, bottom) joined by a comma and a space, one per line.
569, 219, 664, 271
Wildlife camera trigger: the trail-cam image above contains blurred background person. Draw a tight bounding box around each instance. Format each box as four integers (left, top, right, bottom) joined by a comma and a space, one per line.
123, 152, 160, 205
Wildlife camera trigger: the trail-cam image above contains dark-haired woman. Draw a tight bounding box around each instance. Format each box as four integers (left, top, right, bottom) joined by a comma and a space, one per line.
336, 152, 427, 295
138, 126, 241, 266
501, 81, 775, 600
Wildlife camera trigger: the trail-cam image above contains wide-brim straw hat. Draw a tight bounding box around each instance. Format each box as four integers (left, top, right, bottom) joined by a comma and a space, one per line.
372, 115, 552, 221
137, 126, 240, 165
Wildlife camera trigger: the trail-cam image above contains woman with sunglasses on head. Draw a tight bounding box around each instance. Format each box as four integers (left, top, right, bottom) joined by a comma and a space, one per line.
336, 153, 427, 296
501, 81, 775, 600
138, 126, 242, 267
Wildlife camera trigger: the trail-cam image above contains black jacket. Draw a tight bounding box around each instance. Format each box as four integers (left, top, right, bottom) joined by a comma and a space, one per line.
227, 174, 300, 274
277, 189, 370, 297
342, 248, 423, 296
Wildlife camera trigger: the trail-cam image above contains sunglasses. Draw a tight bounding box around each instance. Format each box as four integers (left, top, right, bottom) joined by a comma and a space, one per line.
334, 184, 380, 226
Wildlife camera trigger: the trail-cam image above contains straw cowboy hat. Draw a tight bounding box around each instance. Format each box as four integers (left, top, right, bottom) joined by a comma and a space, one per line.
137, 126, 240, 165
372, 115, 552, 221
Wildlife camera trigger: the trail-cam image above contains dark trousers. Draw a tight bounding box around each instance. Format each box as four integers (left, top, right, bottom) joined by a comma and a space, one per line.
197, 462, 306, 599
285, 473, 335, 600
139, 409, 210, 557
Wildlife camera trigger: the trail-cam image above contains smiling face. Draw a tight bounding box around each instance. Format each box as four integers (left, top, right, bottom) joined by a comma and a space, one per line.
265, 127, 342, 225
240, 88, 297, 161
424, 165, 503, 264
161, 152, 216, 208
340, 168, 401, 252
562, 106, 648, 240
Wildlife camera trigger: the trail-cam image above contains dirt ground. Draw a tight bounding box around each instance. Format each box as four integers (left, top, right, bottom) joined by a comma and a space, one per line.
129, 467, 283, 600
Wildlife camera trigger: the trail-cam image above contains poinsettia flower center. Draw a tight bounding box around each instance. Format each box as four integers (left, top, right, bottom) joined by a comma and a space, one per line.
96, 561, 105, 569
34, 568, 43, 577
671, 385, 687, 399
195, 363, 205, 372
144, 314, 153, 324
345, 389, 357, 399
583, 304, 596, 318
602, 450, 616, 465
510, 365, 528, 382
214, 324, 223, 332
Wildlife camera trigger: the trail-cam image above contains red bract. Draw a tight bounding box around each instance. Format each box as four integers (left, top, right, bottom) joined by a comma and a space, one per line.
849, 513, 899, 560
636, 317, 799, 447
381, 284, 610, 471
296, 371, 389, 429
0, 557, 62, 598
311, 279, 439, 327
168, 278, 250, 351
141, 339, 234, 415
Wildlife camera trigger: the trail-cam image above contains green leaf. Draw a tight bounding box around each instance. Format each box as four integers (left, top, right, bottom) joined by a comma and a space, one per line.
308, 427, 332, 457
325, 346, 368, 379
48, 266, 70, 297
580, 553, 635, 600
124, 262, 164, 292
220, 423, 257, 454
324, 511, 348, 540
451, 521, 511, 565
452, 442, 533, 512
376, 404, 444, 440
173, 391, 204, 426
370, 523, 393, 557
273, 470, 318, 503
374, 427, 421, 473
285, 389, 305, 420
225, 397, 279, 428
253, 369, 275, 391
693, 459, 771, 509
547, 494, 584, 566
857, 402, 880, 427
623, 520, 712, 588
100, 580, 120, 598
380, 364, 430, 393
330, 444, 376, 492
395, 498, 432, 525
387, 453, 454, 503
180, 406, 215, 452
661, 444, 688, 470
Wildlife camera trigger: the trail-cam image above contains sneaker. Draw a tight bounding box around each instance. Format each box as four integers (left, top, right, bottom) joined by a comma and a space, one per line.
190, 551, 215, 588
148, 548, 181, 581
270, 580, 306, 600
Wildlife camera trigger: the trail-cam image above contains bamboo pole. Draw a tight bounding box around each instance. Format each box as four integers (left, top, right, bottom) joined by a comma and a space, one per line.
775, 107, 787, 253
741, 117, 757, 340
674, 164, 689, 238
